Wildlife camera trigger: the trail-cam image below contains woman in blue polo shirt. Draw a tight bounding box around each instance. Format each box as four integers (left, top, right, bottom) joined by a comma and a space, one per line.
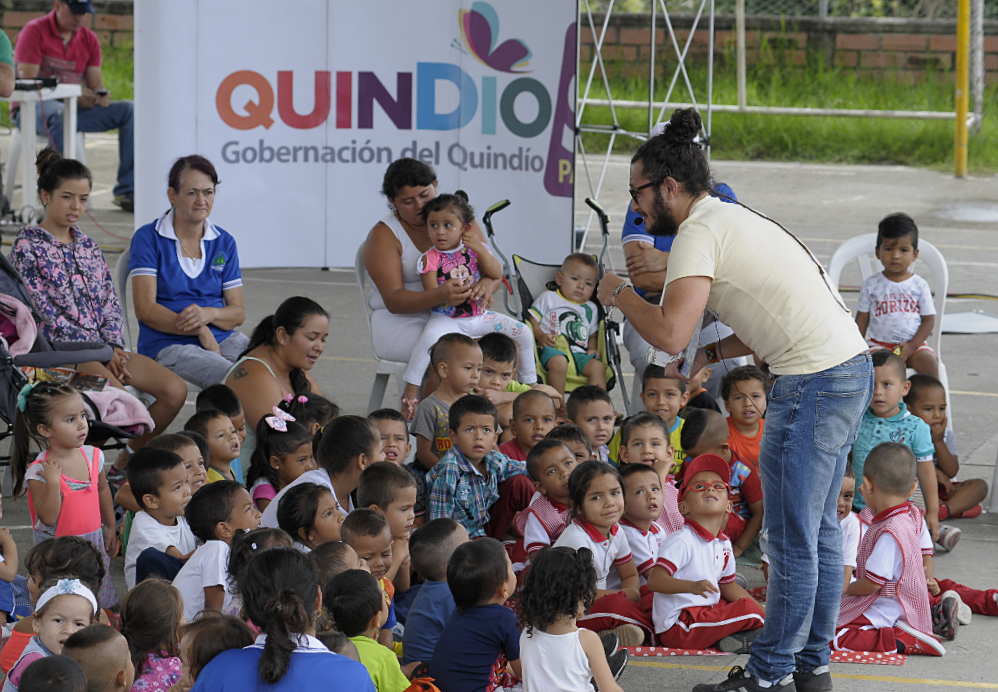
129, 155, 248, 388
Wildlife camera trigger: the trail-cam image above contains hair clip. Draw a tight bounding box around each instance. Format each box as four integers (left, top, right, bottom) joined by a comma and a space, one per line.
283, 393, 294, 404
16, 382, 38, 412
297, 395, 308, 404
251, 542, 258, 550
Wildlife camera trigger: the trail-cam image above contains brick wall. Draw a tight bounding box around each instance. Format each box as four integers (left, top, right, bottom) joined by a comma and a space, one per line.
1, 1, 133, 48
581, 13, 998, 84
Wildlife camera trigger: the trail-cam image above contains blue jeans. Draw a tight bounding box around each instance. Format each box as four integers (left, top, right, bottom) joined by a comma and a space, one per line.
745, 353, 873, 683
21, 99, 134, 196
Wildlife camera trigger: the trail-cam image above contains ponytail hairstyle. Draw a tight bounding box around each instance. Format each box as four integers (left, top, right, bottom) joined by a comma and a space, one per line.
277, 393, 339, 434
246, 415, 313, 493
313, 415, 380, 479
119, 579, 184, 674
239, 296, 329, 394
227, 528, 293, 596
239, 548, 319, 684
519, 546, 597, 636
11, 382, 83, 497
631, 108, 713, 199
36, 147, 92, 200
421, 190, 475, 226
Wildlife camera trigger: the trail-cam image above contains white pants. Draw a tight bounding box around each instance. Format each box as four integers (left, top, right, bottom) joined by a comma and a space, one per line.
403, 311, 537, 386
369, 309, 430, 362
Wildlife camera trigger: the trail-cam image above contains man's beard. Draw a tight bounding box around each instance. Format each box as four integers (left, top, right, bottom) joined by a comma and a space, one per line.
645, 187, 678, 237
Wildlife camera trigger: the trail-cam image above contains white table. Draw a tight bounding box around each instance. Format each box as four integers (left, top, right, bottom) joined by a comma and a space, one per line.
2, 83, 82, 211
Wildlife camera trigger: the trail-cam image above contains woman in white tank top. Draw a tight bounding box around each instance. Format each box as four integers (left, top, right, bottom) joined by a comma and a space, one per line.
363, 159, 499, 408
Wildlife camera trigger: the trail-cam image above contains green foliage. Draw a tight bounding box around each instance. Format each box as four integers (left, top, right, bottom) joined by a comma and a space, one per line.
580, 53, 998, 172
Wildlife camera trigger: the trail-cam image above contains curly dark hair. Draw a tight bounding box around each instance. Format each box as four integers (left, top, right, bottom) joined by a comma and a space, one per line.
518, 546, 597, 636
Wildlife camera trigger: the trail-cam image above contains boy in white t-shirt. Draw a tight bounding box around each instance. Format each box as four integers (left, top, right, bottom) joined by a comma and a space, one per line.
855, 213, 939, 379
123, 448, 196, 589
646, 454, 765, 653
528, 253, 605, 396
172, 480, 261, 621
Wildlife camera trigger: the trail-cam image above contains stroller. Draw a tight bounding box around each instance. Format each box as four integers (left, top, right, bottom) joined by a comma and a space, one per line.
0, 252, 134, 464
484, 198, 631, 415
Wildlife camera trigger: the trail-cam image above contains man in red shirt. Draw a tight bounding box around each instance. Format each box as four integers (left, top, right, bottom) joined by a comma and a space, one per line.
15, 0, 133, 210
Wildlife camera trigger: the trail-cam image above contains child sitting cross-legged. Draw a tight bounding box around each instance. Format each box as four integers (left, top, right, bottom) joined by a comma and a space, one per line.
477, 332, 563, 437
369, 408, 428, 528
429, 539, 522, 691
528, 252, 605, 397
123, 448, 196, 590
834, 442, 946, 656
497, 390, 558, 462
852, 350, 943, 546
401, 519, 469, 669
547, 423, 594, 463
326, 570, 411, 692
412, 333, 483, 471
554, 461, 651, 647
721, 365, 768, 473
566, 386, 616, 463
519, 546, 627, 692
359, 462, 418, 597
183, 410, 242, 484
904, 374, 987, 521
617, 412, 684, 535
427, 395, 533, 540
172, 481, 261, 622
341, 510, 402, 650
681, 409, 764, 557
62, 626, 134, 692
647, 453, 765, 653
277, 483, 345, 552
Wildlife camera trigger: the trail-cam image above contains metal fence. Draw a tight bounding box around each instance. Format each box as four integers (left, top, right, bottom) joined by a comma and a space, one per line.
589, 0, 998, 18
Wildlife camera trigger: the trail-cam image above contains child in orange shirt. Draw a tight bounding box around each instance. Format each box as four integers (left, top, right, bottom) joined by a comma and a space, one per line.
721, 366, 768, 473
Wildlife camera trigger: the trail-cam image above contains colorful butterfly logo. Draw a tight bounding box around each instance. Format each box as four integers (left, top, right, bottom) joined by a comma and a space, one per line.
459, 2, 532, 73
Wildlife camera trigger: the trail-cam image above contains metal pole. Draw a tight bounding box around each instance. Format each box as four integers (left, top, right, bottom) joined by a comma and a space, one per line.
706, 0, 714, 159
818, 0, 829, 19
736, 0, 746, 110
955, 0, 970, 177
649, 2, 656, 135
971, 0, 984, 132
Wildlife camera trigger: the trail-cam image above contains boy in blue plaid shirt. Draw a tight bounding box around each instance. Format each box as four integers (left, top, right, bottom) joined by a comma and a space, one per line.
428, 395, 534, 539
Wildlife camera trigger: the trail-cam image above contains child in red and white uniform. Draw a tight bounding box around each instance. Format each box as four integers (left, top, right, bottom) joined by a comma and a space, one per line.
619, 464, 667, 584
616, 412, 684, 535
555, 461, 652, 647
647, 454, 765, 652
833, 442, 946, 656
509, 439, 578, 573
680, 409, 763, 558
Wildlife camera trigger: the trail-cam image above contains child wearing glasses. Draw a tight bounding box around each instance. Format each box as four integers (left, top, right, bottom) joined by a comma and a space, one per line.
527, 253, 606, 398
646, 454, 765, 652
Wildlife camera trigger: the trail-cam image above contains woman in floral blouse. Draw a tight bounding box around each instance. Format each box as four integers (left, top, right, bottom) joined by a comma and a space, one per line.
10, 149, 187, 473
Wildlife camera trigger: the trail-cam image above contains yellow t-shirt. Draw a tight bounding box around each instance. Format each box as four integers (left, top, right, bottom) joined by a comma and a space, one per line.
206, 466, 234, 484
350, 635, 410, 692
665, 196, 868, 376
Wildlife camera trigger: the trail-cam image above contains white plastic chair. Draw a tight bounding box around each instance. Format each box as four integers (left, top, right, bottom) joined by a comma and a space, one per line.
113, 247, 200, 396
826, 232, 952, 424
4, 129, 86, 207
355, 243, 409, 414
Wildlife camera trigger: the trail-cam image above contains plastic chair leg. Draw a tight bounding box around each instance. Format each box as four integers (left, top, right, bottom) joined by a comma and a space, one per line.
4, 129, 20, 205
368, 372, 390, 415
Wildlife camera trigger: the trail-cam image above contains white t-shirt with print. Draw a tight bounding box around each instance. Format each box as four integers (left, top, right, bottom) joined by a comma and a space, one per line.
124, 512, 197, 589
857, 273, 935, 345
172, 540, 232, 622
529, 290, 598, 354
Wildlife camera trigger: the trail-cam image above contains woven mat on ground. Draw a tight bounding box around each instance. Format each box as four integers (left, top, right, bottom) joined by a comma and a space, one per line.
626, 646, 906, 665
735, 541, 763, 568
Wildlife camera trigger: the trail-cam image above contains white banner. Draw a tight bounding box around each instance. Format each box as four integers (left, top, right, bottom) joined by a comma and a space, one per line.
135, 0, 577, 268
